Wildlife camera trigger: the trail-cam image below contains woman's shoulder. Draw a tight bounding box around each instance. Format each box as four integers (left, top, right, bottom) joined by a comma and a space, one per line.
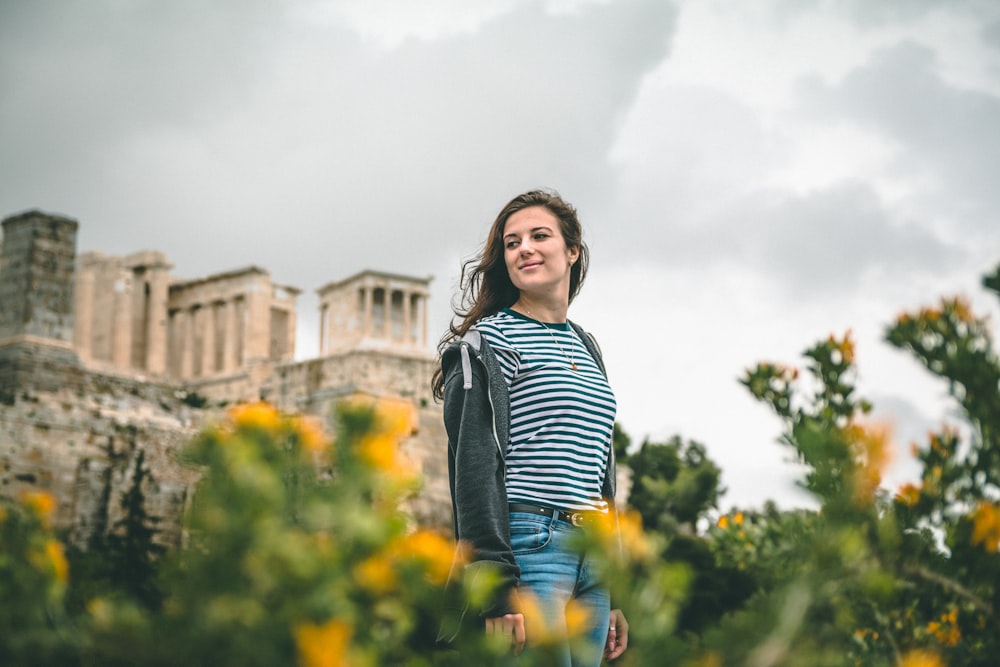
475, 311, 517, 351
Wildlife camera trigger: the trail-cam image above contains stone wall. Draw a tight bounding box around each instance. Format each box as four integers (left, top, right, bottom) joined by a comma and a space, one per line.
0, 341, 202, 546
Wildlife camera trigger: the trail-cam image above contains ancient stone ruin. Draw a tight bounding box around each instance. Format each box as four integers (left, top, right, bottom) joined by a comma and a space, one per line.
0, 209, 450, 546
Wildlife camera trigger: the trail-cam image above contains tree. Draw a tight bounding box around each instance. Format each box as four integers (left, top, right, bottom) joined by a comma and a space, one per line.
104, 450, 166, 610
628, 435, 722, 535
695, 261, 1000, 666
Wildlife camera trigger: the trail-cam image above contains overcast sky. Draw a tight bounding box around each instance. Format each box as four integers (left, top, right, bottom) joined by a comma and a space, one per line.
3, 0, 999, 510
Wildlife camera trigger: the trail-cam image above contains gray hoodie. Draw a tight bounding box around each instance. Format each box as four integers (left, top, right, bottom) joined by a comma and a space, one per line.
440, 321, 618, 618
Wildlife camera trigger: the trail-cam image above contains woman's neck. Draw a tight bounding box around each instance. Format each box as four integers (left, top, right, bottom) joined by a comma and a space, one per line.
511, 295, 568, 324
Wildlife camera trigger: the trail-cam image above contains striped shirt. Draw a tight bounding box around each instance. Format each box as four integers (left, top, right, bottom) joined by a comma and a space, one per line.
477, 309, 617, 513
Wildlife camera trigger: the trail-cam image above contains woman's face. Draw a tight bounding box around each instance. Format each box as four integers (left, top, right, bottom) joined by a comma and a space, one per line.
502, 206, 580, 302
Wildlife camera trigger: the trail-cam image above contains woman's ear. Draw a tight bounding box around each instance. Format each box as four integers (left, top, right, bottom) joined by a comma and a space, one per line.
568, 245, 581, 265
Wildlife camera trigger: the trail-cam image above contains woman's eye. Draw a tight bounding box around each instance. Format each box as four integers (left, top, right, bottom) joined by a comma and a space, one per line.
533, 233, 549, 240
505, 240, 519, 249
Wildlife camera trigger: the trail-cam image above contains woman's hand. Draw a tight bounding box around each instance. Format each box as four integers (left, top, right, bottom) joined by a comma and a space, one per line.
485, 613, 526, 655
604, 608, 629, 660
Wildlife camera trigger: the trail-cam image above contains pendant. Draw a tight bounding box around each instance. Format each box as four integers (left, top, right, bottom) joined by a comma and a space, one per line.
572, 363, 578, 371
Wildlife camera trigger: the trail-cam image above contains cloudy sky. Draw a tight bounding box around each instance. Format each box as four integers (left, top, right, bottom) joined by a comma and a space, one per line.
3, 0, 999, 510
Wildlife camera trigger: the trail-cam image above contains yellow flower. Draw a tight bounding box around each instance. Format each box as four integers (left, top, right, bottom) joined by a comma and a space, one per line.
828, 330, 855, 365
294, 415, 331, 455
587, 509, 649, 562
920, 307, 942, 322
846, 421, 892, 505
564, 598, 592, 639
971, 501, 1000, 553
733, 512, 745, 526
348, 397, 419, 484
899, 649, 944, 667
948, 295, 974, 323
294, 617, 354, 667
19, 490, 57, 527
896, 483, 921, 508
397, 529, 458, 585
717, 515, 729, 529
228, 401, 281, 432
516, 593, 591, 644
45, 539, 69, 584
516, 590, 560, 645
353, 555, 398, 594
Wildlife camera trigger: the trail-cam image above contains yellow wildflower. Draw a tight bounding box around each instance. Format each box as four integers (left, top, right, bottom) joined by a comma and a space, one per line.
228, 401, 281, 432
717, 515, 730, 529
353, 555, 398, 594
608, 510, 652, 560
294, 415, 331, 455
45, 539, 69, 584
933, 621, 961, 647
350, 398, 419, 484
896, 483, 921, 508
971, 501, 1000, 553
516, 590, 561, 645
397, 529, 457, 585
564, 598, 592, 639
294, 617, 354, 667
899, 649, 944, 667
920, 307, 942, 322
949, 295, 974, 323
733, 512, 744, 526
19, 490, 57, 527
828, 330, 855, 365
846, 421, 892, 505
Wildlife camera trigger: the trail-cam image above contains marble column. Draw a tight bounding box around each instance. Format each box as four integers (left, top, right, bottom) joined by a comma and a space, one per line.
201, 303, 216, 376
145, 266, 169, 374
363, 285, 373, 338
402, 289, 412, 345
179, 307, 195, 379
73, 267, 95, 363
221, 299, 237, 373
111, 273, 133, 369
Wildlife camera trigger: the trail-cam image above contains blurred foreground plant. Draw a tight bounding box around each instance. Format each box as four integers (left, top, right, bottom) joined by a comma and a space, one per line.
688, 264, 1000, 667
0, 491, 76, 666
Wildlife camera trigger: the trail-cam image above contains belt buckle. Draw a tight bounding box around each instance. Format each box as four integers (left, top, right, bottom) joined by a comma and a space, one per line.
570, 512, 585, 527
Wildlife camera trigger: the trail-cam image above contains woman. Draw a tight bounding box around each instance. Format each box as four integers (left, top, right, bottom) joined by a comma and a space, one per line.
433, 189, 629, 665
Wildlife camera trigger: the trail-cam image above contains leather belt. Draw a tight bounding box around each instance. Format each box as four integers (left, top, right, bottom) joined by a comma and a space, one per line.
508, 502, 599, 528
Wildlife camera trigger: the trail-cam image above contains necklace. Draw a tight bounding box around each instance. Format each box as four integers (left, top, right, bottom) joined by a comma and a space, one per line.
522, 307, 577, 371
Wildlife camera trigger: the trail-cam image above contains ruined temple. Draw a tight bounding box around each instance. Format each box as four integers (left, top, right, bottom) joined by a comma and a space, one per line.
0, 209, 449, 544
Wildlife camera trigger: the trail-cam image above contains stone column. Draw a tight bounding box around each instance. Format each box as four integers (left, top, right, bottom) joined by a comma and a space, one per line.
402, 289, 412, 345
383, 284, 392, 341
73, 266, 95, 363
221, 299, 237, 373
179, 307, 194, 379
420, 293, 428, 349
363, 285, 373, 339
201, 303, 216, 376
145, 265, 169, 375
233, 297, 245, 367
111, 273, 133, 369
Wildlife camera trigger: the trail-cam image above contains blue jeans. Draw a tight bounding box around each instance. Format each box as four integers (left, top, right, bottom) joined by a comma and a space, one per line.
508, 511, 611, 667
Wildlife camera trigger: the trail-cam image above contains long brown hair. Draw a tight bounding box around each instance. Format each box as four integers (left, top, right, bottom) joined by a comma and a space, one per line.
431, 189, 589, 399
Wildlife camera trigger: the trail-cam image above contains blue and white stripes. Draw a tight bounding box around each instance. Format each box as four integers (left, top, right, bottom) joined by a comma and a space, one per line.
477, 309, 617, 513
